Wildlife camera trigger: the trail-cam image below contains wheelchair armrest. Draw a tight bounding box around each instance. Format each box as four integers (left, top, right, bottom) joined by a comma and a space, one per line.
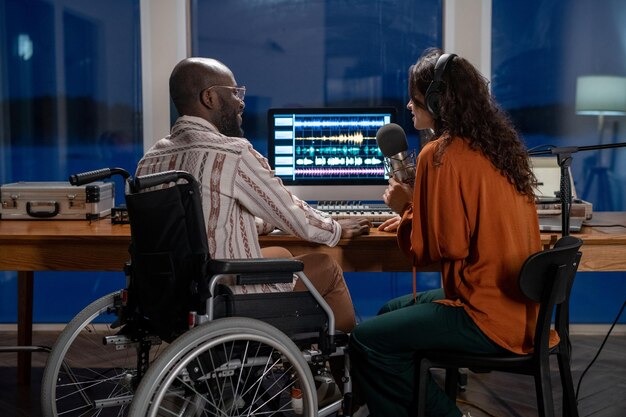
207, 258, 304, 275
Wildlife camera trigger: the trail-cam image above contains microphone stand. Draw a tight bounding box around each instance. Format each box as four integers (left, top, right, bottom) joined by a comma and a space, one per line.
529, 142, 626, 367
529, 142, 626, 237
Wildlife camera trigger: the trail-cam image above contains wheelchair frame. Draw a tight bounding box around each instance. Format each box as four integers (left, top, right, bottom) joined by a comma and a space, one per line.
41, 168, 352, 417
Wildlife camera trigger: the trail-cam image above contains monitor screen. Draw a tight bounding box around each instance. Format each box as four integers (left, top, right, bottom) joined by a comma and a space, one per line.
267, 107, 396, 201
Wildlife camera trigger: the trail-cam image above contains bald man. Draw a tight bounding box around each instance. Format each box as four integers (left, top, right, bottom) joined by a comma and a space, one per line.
136, 57, 370, 332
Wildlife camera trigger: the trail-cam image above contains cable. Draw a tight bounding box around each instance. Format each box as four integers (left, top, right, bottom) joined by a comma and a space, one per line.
581, 223, 626, 228
575, 298, 626, 399
456, 398, 499, 417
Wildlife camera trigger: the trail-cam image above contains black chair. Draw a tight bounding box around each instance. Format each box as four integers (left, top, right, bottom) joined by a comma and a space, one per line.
416, 236, 583, 417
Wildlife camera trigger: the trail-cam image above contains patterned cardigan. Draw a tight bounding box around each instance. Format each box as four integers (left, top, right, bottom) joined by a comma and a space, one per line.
136, 115, 342, 293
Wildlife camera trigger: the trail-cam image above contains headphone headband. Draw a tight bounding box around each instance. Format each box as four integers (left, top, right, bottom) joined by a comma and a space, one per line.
425, 53, 457, 119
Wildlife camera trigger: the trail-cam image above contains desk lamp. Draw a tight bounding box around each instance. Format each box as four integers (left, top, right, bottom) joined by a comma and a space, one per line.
575, 76, 626, 210
576, 75, 626, 137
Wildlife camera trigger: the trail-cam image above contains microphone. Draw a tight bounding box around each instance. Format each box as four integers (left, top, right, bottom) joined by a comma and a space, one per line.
375, 123, 416, 185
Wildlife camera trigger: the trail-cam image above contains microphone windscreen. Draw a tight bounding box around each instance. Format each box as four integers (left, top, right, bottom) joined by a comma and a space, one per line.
376, 123, 408, 157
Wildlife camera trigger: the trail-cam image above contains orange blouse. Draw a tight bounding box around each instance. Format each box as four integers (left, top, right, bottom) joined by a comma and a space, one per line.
397, 137, 552, 354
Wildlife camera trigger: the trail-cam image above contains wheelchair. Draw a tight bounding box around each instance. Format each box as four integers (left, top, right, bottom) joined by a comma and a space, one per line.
41, 168, 353, 417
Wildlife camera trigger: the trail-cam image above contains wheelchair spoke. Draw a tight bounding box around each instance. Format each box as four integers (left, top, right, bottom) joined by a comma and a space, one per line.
129, 318, 319, 417
42, 292, 169, 417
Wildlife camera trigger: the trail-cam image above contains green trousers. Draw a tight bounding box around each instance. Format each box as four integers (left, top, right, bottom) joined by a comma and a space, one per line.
350, 289, 505, 417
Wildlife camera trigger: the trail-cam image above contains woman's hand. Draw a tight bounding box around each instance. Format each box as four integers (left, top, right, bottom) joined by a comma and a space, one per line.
377, 215, 402, 232
383, 178, 413, 215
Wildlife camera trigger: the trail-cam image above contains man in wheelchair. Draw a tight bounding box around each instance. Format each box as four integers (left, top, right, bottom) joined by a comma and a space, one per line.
136, 56, 370, 335
134, 56, 375, 410
126, 168, 357, 417
41, 58, 368, 417
42, 169, 354, 417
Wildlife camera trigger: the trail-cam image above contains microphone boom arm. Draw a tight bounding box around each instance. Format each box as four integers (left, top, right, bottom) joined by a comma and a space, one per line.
529, 141, 626, 236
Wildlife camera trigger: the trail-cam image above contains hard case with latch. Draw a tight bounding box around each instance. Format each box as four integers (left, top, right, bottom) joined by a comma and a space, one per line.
0, 181, 114, 220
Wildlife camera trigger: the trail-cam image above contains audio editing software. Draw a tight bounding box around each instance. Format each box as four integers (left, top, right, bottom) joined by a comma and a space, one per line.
269, 109, 392, 183
268, 107, 396, 223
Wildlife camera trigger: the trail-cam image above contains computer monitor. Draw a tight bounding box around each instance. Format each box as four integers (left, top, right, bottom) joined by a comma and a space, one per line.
267, 107, 396, 201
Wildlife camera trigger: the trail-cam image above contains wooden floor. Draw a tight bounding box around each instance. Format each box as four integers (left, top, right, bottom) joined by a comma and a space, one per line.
0, 331, 624, 416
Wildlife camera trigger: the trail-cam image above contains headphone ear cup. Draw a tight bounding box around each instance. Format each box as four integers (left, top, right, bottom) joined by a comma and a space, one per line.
424, 53, 456, 120
426, 89, 440, 118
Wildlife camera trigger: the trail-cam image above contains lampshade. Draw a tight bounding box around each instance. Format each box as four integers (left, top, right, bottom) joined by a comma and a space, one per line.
575, 75, 626, 116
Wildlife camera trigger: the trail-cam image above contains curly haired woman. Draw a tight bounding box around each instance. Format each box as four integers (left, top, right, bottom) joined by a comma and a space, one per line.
350, 48, 541, 417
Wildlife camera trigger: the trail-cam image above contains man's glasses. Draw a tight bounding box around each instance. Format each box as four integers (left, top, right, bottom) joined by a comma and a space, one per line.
206, 85, 246, 101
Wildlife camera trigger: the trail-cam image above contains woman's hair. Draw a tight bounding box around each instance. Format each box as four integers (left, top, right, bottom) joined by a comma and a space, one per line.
409, 48, 536, 199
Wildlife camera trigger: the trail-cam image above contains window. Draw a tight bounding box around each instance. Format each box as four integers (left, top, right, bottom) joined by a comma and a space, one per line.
492, 0, 626, 324
190, 0, 442, 155
0, 0, 142, 322
492, 0, 626, 212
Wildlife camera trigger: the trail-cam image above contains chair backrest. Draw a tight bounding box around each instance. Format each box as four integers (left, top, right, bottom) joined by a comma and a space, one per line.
125, 171, 209, 341
125, 170, 331, 343
518, 236, 583, 355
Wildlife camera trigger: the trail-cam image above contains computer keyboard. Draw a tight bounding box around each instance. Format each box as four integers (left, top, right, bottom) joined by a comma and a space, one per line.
311, 201, 396, 225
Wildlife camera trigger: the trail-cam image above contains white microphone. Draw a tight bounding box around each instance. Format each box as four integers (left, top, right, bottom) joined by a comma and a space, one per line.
375, 123, 416, 185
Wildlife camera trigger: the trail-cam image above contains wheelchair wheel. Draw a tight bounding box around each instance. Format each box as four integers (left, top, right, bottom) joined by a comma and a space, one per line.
41, 291, 167, 417
128, 317, 317, 417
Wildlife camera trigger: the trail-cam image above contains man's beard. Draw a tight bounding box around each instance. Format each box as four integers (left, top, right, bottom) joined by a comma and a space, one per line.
216, 98, 244, 137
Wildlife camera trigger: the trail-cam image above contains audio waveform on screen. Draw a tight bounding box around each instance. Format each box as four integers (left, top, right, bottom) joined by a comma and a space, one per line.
271, 111, 391, 181
296, 132, 366, 144
296, 145, 381, 156
295, 156, 383, 166
291, 115, 385, 176
294, 167, 386, 177
294, 117, 386, 129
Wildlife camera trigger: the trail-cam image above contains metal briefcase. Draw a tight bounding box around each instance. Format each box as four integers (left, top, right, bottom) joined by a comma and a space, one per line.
0, 181, 114, 220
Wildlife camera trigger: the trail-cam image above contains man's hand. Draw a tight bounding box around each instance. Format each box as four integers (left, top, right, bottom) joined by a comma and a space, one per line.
338, 218, 371, 239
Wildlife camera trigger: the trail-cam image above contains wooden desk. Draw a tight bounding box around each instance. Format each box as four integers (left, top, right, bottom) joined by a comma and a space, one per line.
565, 212, 626, 271
1, 212, 625, 384
259, 212, 626, 272
0, 220, 131, 384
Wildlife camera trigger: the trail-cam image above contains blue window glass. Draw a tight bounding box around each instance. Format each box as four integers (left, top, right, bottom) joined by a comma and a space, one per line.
492, 0, 626, 212
0, 0, 142, 322
492, 0, 626, 324
190, 0, 442, 155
